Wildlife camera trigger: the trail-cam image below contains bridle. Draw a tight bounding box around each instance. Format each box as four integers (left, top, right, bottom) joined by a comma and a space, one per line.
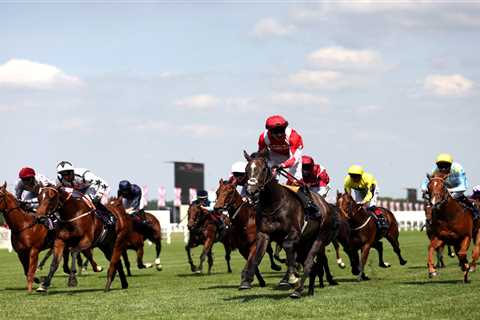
215, 185, 246, 220
38, 187, 63, 215
188, 204, 208, 230
338, 194, 371, 231
0, 189, 21, 215
246, 158, 275, 204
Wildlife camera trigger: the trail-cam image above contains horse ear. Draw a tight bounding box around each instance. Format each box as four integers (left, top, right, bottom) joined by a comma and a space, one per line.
336, 190, 340, 198
2, 181, 6, 189
243, 150, 252, 161
258, 148, 269, 160
426, 173, 431, 181
219, 178, 224, 185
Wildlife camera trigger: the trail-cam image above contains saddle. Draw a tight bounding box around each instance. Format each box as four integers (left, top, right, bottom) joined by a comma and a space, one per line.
280, 184, 321, 220
368, 207, 389, 232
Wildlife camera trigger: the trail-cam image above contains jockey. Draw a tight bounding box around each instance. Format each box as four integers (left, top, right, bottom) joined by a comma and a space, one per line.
258, 115, 303, 180
117, 180, 150, 228
14, 167, 54, 211
228, 161, 248, 198
300, 155, 330, 198
56, 161, 115, 227
257, 115, 319, 219
421, 153, 478, 219
344, 165, 379, 208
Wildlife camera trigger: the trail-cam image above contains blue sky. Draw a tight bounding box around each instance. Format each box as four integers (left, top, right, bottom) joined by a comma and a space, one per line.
1, 2, 479, 201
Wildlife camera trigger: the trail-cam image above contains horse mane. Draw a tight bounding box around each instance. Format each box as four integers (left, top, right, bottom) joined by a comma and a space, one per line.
251, 148, 270, 160
432, 171, 449, 179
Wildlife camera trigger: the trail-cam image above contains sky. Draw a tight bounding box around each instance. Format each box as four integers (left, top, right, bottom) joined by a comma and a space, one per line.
1, 1, 479, 201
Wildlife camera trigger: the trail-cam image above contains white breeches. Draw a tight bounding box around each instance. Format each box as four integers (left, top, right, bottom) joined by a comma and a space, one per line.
268, 153, 302, 183
310, 186, 330, 198
351, 187, 379, 207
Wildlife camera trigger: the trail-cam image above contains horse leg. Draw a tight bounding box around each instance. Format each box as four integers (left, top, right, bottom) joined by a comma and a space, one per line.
122, 250, 132, 276
224, 243, 232, 273
273, 242, 286, 264
266, 242, 281, 271
385, 228, 407, 266
448, 245, 455, 257
198, 237, 214, 274
68, 249, 79, 287
240, 245, 259, 290
82, 248, 103, 272
26, 248, 40, 293
435, 246, 445, 268
332, 240, 346, 269
358, 244, 372, 281
37, 239, 65, 292
185, 243, 197, 273
137, 245, 151, 269
427, 237, 444, 278
308, 261, 320, 296
153, 236, 163, 271
63, 247, 71, 275
245, 232, 269, 289
207, 251, 214, 275
37, 248, 53, 271
282, 230, 301, 289
322, 250, 337, 286
469, 230, 480, 272
290, 239, 324, 299
372, 241, 390, 268
456, 236, 471, 283
105, 238, 129, 291
77, 253, 83, 276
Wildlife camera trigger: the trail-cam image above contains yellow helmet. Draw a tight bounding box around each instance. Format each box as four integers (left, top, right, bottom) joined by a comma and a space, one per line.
436, 153, 453, 164
348, 165, 364, 175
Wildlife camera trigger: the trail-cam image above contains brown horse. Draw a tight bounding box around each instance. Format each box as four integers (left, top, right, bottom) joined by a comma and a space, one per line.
0, 183, 50, 292
425, 172, 480, 282
35, 187, 130, 292
336, 191, 407, 280
185, 203, 232, 274
122, 211, 163, 275
214, 179, 285, 289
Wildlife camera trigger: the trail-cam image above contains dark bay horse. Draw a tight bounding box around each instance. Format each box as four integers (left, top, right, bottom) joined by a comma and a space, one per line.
243, 150, 341, 298
214, 179, 284, 289
0, 183, 49, 292
122, 211, 163, 275
336, 191, 407, 280
35, 187, 130, 292
185, 203, 232, 274
425, 173, 480, 282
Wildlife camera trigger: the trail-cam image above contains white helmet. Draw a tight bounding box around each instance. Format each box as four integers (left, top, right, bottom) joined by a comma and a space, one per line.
231, 161, 247, 174
56, 161, 74, 173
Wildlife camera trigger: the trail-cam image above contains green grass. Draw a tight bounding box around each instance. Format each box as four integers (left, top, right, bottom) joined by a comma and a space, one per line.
0, 232, 478, 320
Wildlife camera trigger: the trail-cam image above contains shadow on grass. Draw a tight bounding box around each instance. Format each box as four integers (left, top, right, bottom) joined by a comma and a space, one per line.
399, 279, 465, 285
41, 287, 123, 295
199, 284, 240, 290
176, 273, 209, 278
223, 292, 289, 302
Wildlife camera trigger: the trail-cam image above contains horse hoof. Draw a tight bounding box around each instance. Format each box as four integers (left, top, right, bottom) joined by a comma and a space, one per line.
122, 284, 128, 289
469, 266, 476, 273
36, 285, 47, 293
288, 274, 299, 285
361, 274, 370, 281
400, 259, 407, 266
277, 281, 292, 290
259, 281, 266, 288
329, 280, 339, 286
95, 266, 103, 272
33, 277, 40, 284
271, 264, 282, 271
289, 291, 302, 299
194, 270, 202, 274
428, 271, 438, 278
338, 262, 346, 269
145, 263, 153, 268
68, 276, 78, 288
239, 282, 252, 290
449, 253, 455, 258
156, 264, 163, 271
379, 262, 391, 268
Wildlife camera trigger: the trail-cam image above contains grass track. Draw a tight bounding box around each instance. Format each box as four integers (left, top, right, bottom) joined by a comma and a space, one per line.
0, 232, 478, 320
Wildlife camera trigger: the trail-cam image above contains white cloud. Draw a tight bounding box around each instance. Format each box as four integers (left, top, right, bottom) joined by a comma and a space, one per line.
174, 94, 221, 110
269, 92, 329, 108
289, 70, 343, 89
308, 47, 382, 69
0, 59, 83, 89
424, 74, 474, 96
252, 18, 296, 38
0, 104, 17, 113
133, 120, 222, 137
180, 124, 224, 136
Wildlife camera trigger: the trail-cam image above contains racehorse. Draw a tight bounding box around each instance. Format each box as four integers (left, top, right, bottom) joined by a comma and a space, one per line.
424, 172, 480, 282
185, 202, 232, 274
243, 150, 340, 298
35, 187, 130, 292
214, 179, 283, 289
0, 183, 50, 292
122, 211, 163, 275
336, 191, 407, 280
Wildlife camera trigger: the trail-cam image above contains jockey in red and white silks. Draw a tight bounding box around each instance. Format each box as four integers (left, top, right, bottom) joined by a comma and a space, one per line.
14, 167, 54, 210
258, 115, 304, 182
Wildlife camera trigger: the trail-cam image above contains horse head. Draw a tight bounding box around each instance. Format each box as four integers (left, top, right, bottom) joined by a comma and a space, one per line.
336, 191, 359, 219
214, 179, 238, 211
426, 172, 450, 210
187, 203, 207, 231
0, 182, 10, 211
36, 186, 61, 217
243, 149, 272, 203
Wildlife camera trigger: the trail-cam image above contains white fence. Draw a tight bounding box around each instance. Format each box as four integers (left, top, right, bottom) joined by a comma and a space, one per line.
0, 210, 426, 251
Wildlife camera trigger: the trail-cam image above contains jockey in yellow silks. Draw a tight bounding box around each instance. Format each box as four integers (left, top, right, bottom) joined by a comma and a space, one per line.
344, 165, 378, 208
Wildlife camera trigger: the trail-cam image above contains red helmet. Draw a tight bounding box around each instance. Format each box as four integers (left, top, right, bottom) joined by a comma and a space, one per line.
19, 167, 36, 179
302, 156, 315, 166
265, 115, 288, 130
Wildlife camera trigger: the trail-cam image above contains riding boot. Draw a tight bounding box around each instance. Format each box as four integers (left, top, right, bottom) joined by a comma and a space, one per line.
297, 187, 320, 220
458, 196, 479, 220
36, 215, 56, 231
94, 202, 116, 228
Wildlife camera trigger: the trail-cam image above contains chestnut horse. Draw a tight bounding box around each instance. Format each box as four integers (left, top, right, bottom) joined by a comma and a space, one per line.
425, 172, 480, 282
35, 187, 130, 292
214, 179, 284, 289
336, 192, 407, 280
122, 212, 163, 275
0, 183, 49, 292
186, 203, 232, 274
